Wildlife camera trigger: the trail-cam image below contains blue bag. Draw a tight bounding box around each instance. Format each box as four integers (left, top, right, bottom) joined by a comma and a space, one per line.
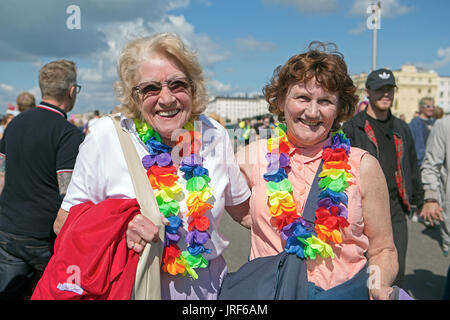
218, 162, 324, 300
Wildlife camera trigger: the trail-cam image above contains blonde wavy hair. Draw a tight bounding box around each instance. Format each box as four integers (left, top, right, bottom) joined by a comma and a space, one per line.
114, 33, 208, 120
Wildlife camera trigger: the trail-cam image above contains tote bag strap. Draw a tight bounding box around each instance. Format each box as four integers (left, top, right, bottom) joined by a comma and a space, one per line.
107, 114, 164, 300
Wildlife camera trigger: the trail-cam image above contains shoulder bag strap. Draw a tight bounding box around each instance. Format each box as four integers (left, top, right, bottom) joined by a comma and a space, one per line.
107, 114, 164, 300
301, 160, 323, 223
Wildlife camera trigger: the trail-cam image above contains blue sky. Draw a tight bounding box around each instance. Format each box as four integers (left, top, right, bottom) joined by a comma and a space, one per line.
0, 0, 449, 115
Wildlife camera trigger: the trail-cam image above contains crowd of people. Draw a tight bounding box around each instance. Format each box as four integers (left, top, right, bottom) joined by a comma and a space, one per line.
0, 33, 448, 300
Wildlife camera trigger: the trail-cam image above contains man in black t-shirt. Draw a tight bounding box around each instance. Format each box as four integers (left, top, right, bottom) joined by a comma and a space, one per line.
0, 60, 84, 299
343, 69, 424, 287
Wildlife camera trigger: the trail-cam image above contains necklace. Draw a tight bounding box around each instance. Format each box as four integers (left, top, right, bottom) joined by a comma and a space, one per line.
134, 119, 213, 279
264, 124, 352, 260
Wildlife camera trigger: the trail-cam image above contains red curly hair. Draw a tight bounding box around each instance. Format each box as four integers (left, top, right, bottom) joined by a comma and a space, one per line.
263, 41, 359, 130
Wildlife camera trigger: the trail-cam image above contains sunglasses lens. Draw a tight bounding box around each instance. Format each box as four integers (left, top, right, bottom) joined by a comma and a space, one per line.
141, 83, 162, 95
137, 78, 191, 97
168, 79, 190, 92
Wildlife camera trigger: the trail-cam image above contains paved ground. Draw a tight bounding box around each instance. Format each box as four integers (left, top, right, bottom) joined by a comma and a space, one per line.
403, 218, 449, 299
218, 212, 450, 300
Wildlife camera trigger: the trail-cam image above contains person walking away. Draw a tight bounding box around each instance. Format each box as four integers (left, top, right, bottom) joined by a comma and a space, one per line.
408, 97, 436, 223
0, 60, 84, 299
343, 68, 424, 287
409, 97, 436, 167
16, 92, 36, 113
420, 115, 450, 256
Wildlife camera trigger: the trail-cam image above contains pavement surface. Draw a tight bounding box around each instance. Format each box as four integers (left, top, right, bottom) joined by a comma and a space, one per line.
218, 212, 450, 300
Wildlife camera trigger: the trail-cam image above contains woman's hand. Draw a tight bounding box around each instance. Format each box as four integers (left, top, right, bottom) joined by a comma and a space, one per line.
54, 208, 69, 235
126, 214, 161, 253
369, 286, 393, 300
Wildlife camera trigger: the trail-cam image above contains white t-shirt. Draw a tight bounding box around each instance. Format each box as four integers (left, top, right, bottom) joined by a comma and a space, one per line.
87, 117, 99, 130
61, 113, 251, 259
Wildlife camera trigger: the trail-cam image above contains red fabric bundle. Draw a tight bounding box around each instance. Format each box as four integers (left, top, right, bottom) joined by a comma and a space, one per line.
31, 199, 140, 300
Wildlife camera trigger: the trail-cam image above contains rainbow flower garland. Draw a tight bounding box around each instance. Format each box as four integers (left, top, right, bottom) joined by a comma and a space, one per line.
264, 124, 352, 260
134, 119, 213, 279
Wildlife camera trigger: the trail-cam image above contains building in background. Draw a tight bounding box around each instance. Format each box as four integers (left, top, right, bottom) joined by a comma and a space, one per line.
437, 76, 450, 113
352, 64, 439, 122
206, 95, 269, 123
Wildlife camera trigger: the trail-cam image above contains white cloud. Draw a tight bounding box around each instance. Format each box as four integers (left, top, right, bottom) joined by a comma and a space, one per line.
147, 15, 230, 67
73, 14, 232, 113
348, 22, 367, 35
0, 83, 14, 93
28, 86, 40, 100
207, 79, 233, 96
416, 47, 450, 71
263, 0, 338, 15
0, 0, 191, 61
236, 36, 276, 52
0, 1, 233, 114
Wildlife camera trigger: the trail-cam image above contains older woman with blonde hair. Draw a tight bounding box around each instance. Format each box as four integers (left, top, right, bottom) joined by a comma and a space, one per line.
53, 33, 251, 300
236, 42, 398, 299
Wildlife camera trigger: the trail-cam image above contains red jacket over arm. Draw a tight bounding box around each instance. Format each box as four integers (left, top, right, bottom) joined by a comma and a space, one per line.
31, 198, 141, 300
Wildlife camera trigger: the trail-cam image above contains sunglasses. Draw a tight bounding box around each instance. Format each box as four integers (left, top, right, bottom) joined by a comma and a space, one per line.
424, 105, 434, 109
73, 84, 81, 94
133, 77, 192, 98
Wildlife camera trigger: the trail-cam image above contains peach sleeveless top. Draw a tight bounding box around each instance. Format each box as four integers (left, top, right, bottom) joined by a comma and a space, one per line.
248, 138, 369, 290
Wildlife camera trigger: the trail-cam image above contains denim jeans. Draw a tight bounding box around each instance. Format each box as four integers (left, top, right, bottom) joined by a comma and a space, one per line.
0, 230, 53, 299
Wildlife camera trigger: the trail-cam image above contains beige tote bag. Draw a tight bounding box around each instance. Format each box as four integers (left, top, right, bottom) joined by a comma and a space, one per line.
108, 114, 164, 300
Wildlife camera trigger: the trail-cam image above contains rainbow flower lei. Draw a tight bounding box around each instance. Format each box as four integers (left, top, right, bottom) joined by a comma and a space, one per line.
134, 119, 213, 279
264, 124, 352, 260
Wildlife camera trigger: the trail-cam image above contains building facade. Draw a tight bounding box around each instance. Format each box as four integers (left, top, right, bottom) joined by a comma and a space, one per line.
437, 76, 450, 113
352, 64, 438, 122
206, 95, 269, 123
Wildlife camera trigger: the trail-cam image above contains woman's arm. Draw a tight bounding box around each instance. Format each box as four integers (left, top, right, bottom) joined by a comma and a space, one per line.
360, 153, 398, 300
54, 208, 69, 235
226, 198, 251, 229
227, 142, 259, 229
235, 143, 255, 189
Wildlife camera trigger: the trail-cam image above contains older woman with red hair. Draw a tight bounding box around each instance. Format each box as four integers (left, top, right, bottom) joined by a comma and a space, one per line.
237, 42, 398, 300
